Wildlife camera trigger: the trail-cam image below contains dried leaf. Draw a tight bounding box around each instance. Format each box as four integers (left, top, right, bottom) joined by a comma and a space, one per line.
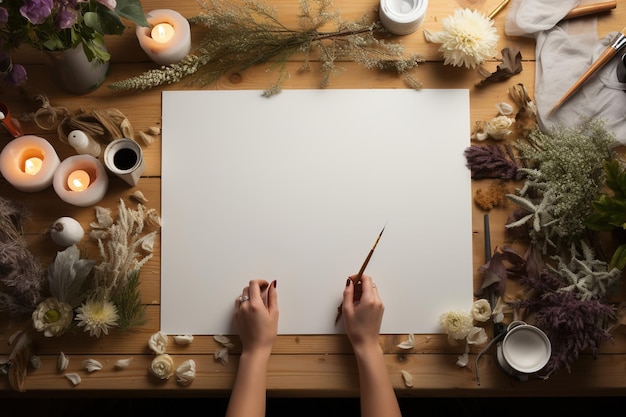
401, 370, 414, 387
214, 347, 229, 365
214, 334, 235, 349
90, 206, 113, 229
174, 334, 194, 345
57, 352, 69, 372
114, 357, 134, 369
65, 373, 82, 386
477, 47, 522, 86
396, 333, 415, 349
83, 358, 103, 372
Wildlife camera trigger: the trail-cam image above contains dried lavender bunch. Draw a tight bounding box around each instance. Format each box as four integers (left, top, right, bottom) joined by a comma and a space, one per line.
464, 143, 526, 180
513, 270, 615, 376
509, 241, 619, 376
109, 0, 424, 95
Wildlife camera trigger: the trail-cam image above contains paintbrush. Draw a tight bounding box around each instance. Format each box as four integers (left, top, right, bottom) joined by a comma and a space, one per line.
334, 224, 386, 325
487, 0, 510, 20
562, 1, 617, 21
484, 214, 505, 336
550, 26, 626, 113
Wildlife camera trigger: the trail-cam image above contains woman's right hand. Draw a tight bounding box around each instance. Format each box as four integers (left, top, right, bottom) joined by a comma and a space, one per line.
341, 274, 384, 350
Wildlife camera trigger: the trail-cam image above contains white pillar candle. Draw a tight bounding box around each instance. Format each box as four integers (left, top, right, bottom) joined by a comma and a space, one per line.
0, 135, 61, 192
136, 9, 191, 66
53, 154, 109, 207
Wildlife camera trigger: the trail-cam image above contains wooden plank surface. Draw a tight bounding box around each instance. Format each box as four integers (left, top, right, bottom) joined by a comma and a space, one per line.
2, 0, 626, 396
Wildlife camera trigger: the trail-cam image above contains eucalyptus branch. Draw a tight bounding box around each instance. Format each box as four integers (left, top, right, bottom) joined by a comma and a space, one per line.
108, 0, 424, 96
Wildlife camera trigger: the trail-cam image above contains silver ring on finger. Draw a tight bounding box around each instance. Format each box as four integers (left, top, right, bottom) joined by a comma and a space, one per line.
239, 295, 250, 302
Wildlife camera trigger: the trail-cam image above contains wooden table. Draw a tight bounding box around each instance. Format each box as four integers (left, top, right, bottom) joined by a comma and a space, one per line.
2, 0, 626, 397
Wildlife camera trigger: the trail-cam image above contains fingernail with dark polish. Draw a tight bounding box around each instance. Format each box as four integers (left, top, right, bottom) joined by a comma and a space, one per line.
272, 280, 277, 288
346, 278, 351, 287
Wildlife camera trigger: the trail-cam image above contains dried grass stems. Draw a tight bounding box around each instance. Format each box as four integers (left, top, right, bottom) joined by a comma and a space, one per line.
109, 0, 424, 95
89, 199, 161, 304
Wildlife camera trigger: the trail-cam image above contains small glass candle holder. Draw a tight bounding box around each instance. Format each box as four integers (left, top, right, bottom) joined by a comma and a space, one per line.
0, 135, 60, 192
136, 9, 191, 66
379, 0, 428, 35
53, 154, 109, 207
104, 138, 146, 186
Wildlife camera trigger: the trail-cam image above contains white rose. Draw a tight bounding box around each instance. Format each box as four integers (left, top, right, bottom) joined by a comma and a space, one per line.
471, 299, 492, 322
485, 115, 514, 140
149, 354, 174, 380
175, 359, 196, 386
148, 331, 168, 354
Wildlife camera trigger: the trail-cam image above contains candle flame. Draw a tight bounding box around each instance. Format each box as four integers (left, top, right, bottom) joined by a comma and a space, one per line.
67, 169, 91, 192
24, 157, 43, 175
151, 23, 175, 43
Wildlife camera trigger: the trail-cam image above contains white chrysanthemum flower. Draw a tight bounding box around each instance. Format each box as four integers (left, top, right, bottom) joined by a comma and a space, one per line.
75, 299, 119, 338
424, 8, 498, 69
439, 310, 474, 341
32, 297, 73, 337
471, 299, 492, 322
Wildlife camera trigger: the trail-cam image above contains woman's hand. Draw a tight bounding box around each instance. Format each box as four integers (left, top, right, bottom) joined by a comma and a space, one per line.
341, 274, 384, 351
234, 279, 279, 355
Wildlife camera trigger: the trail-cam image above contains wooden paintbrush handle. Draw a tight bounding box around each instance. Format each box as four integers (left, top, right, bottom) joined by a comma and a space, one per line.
563, 1, 617, 20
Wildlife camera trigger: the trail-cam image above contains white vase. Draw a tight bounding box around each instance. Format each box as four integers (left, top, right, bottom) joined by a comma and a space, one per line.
45, 45, 110, 95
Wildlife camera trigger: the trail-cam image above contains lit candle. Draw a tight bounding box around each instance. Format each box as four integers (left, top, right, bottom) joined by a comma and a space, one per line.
67, 169, 91, 191
53, 155, 109, 207
136, 9, 191, 66
0, 135, 60, 192
151, 23, 175, 43
24, 157, 43, 175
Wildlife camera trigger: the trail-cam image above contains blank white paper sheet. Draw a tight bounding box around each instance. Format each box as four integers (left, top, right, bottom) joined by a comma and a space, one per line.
161, 89, 473, 335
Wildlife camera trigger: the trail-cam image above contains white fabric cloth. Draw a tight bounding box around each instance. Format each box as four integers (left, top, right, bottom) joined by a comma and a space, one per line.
505, 0, 626, 144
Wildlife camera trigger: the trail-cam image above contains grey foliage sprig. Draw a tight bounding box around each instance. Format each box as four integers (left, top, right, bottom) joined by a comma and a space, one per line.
505, 119, 618, 253
109, 0, 424, 95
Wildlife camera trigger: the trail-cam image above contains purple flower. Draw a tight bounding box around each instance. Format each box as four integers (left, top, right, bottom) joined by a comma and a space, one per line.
54, 4, 78, 30
0, 7, 9, 24
19, 0, 54, 25
1, 64, 28, 86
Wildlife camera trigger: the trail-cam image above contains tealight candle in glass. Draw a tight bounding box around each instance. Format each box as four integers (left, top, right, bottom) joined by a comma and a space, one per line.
53, 154, 109, 207
136, 9, 191, 66
0, 135, 60, 192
